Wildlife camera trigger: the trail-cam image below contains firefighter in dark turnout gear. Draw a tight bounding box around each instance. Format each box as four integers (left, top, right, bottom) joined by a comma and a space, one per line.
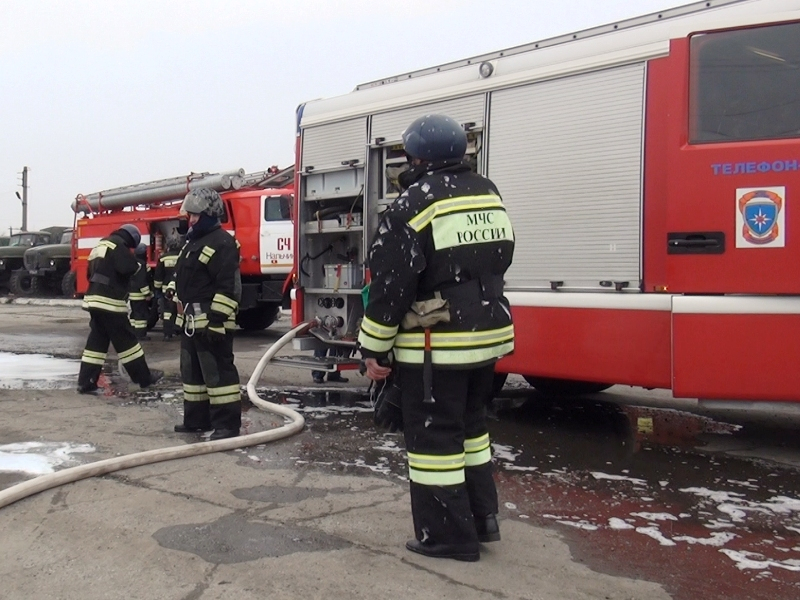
154, 237, 181, 340
128, 243, 152, 339
77, 224, 163, 393
173, 188, 242, 440
359, 114, 515, 562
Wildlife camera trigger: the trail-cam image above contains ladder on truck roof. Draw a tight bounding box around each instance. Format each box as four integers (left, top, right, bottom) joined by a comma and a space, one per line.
72, 166, 294, 214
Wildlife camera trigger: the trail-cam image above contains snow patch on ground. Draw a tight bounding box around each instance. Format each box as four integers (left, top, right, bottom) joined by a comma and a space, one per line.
0, 441, 95, 475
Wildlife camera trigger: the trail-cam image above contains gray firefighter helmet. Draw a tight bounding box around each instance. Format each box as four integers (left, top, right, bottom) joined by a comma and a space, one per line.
119, 224, 142, 248
180, 188, 225, 218
402, 114, 467, 162
134, 243, 147, 258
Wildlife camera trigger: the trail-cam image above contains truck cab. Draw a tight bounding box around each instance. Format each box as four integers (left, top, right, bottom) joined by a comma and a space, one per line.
22, 229, 75, 297
0, 231, 56, 293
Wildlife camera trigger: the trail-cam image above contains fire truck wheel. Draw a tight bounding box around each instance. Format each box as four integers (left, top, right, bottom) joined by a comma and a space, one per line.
523, 376, 612, 396
61, 271, 77, 298
9, 269, 39, 297
236, 305, 279, 331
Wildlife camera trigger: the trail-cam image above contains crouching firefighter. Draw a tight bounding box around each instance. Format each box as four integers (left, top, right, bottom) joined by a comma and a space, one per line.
77, 224, 163, 393
359, 114, 515, 562
173, 188, 242, 441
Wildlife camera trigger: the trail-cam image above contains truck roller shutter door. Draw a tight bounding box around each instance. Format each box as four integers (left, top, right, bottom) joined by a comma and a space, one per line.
371, 95, 485, 144
301, 117, 367, 172
488, 62, 646, 291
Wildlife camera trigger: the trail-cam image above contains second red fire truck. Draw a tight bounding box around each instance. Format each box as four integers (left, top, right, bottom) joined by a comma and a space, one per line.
70, 166, 294, 330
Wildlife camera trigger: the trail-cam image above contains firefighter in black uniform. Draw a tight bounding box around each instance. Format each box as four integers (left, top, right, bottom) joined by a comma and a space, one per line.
173, 188, 242, 441
128, 243, 152, 340
153, 236, 181, 340
77, 224, 163, 393
358, 114, 515, 562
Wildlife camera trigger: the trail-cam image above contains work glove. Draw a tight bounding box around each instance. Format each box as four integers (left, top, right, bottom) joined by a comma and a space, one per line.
372, 374, 404, 433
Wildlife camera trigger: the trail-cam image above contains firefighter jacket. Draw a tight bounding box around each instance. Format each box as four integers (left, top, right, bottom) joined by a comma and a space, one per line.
153, 249, 180, 292
174, 226, 240, 334
82, 232, 140, 313
358, 159, 515, 368
128, 258, 152, 301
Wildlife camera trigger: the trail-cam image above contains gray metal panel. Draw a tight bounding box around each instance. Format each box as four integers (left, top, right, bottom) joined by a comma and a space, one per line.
488, 63, 645, 290
371, 95, 485, 144
301, 118, 367, 171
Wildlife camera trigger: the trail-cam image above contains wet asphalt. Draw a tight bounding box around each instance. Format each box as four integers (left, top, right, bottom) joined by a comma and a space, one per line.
1, 307, 800, 599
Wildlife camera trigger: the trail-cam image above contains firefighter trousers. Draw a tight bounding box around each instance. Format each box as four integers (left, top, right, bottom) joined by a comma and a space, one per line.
180, 329, 241, 432
399, 363, 499, 546
129, 299, 149, 338
78, 309, 153, 388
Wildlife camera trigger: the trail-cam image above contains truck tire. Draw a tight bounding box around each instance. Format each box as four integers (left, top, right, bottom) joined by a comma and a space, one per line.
9, 269, 39, 296
523, 376, 612, 396
236, 305, 279, 331
61, 271, 77, 298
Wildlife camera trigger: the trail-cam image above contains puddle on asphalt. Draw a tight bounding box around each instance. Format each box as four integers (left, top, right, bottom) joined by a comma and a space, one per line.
0, 352, 80, 389
153, 512, 351, 563
485, 397, 800, 599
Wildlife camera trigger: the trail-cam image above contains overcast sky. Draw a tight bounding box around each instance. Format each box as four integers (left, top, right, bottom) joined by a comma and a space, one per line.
0, 0, 695, 234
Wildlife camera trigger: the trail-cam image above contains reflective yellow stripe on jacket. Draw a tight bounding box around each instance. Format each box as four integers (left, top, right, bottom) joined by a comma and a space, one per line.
210, 293, 238, 318
408, 194, 507, 233
357, 315, 398, 354
393, 325, 514, 365
82, 295, 129, 313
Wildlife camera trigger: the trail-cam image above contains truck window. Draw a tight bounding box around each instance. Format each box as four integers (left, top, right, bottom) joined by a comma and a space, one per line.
9, 233, 40, 246
264, 195, 291, 221
60, 231, 73, 244
689, 22, 800, 143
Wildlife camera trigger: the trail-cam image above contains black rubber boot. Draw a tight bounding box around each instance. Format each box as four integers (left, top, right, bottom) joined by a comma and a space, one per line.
475, 514, 501, 543
209, 429, 239, 441
77, 382, 99, 394
141, 369, 164, 388
174, 424, 210, 433
405, 539, 480, 562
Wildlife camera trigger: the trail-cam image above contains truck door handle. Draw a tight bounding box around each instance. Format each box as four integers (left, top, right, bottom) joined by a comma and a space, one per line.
667, 232, 725, 255
671, 239, 718, 248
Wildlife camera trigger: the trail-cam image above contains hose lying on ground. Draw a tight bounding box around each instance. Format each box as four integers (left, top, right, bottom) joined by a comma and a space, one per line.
0, 321, 311, 510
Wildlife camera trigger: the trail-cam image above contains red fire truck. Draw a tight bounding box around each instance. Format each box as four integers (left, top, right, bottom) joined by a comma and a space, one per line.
70, 166, 294, 330
290, 0, 800, 401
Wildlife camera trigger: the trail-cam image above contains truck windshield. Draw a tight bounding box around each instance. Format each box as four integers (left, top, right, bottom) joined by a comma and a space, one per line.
690, 21, 800, 143
60, 231, 73, 244
8, 234, 37, 247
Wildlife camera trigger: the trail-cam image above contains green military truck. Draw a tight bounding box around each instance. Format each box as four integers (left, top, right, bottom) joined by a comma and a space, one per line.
0, 227, 68, 295
22, 228, 75, 297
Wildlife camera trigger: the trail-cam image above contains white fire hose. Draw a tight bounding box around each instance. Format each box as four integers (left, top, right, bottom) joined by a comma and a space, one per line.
0, 321, 311, 509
